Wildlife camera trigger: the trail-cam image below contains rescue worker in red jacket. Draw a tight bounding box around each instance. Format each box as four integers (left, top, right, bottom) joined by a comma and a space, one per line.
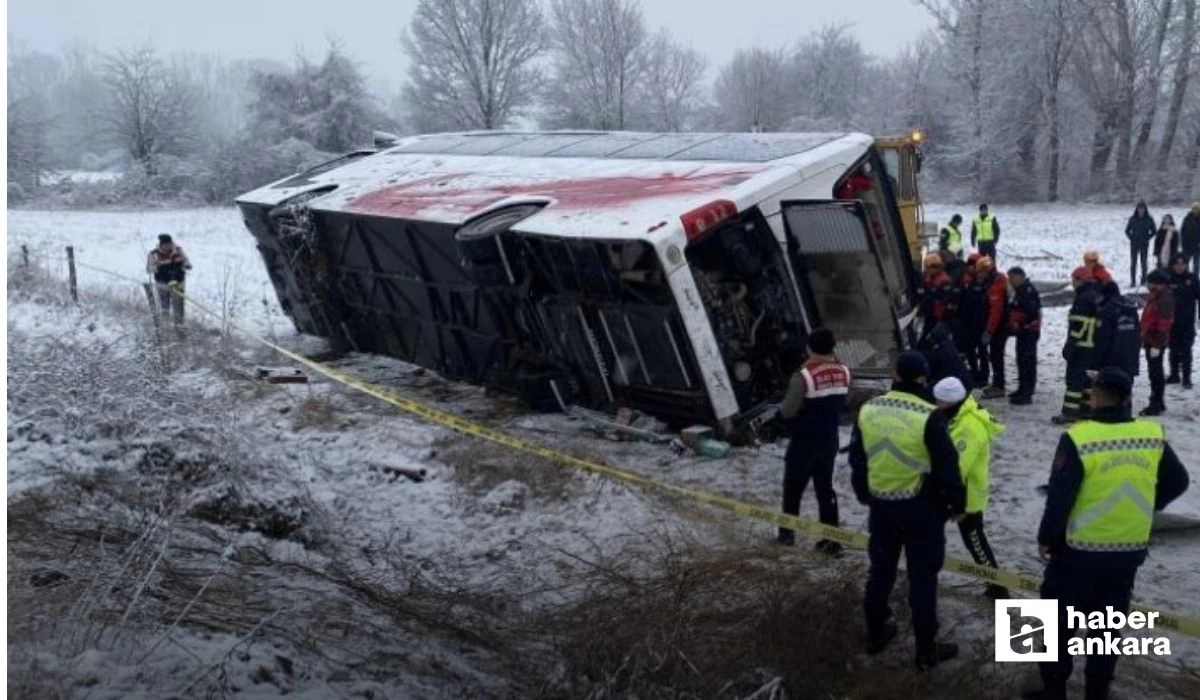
922, 253, 956, 335
1005, 266, 1042, 405
975, 257, 1009, 399
1139, 269, 1175, 416
1080, 251, 1114, 286
146, 233, 192, 324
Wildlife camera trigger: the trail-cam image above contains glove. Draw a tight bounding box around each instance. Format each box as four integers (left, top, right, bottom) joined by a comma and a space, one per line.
1086, 370, 1098, 380
981, 332, 992, 345
1149, 347, 1162, 358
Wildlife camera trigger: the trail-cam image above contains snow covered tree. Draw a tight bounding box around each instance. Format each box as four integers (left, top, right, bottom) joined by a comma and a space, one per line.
628, 30, 706, 131
543, 0, 647, 129
402, 0, 547, 132
7, 46, 60, 192
712, 48, 791, 132
100, 46, 197, 176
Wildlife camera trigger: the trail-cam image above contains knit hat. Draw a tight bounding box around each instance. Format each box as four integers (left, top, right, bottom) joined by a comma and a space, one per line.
895, 350, 929, 382
1147, 269, 1169, 285
158, 234, 173, 244
932, 377, 967, 405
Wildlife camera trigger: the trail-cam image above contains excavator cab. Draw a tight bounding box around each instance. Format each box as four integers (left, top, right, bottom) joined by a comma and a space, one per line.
873, 130, 931, 268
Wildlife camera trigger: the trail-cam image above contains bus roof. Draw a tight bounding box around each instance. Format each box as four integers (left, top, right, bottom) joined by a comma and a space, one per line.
236, 131, 873, 240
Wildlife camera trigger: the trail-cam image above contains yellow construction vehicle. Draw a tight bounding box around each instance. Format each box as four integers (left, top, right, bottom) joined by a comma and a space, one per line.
874, 129, 933, 267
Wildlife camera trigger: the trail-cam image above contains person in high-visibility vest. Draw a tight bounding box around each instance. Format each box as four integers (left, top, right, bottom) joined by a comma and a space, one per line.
939, 214, 965, 260
932, 376, 1009, 599
971, 204, 1000, 261
848, 351, 966, 669
1024, 367, 1189, 700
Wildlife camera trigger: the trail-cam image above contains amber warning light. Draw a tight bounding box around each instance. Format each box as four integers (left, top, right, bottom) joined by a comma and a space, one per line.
910, 129, 925, 144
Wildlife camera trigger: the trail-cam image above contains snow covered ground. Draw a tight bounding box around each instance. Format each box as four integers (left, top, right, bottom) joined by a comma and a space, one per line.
7, 204, 1200, 697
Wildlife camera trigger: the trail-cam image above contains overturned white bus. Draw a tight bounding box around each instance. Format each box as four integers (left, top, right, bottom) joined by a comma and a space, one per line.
236, 131, 921, 438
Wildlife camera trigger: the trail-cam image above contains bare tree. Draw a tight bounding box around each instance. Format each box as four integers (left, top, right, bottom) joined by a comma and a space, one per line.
543, 0, 647, 129
402, 0, 547, 132
712, 48, 791, 132
1132, 0, 1175, 172
1027, 0, 1088, 200
630, 30, 706, 131
101, 47, 196, 175
1157, 0, 1197, 167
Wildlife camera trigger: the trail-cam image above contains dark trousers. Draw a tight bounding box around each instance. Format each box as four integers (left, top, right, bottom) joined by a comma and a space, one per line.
155, 282, 185, 324
1129, 241, 1149, 287
1038, 557, 1139, 697
1014, 332, 1039, 396
1146, 347, 1166, 406
978, 241, 997, 261
957, 512, 999, 568
988, 332, 1009, 389
964, 337, 989, 385
1062, 348, 1092, 416
779, 436, 839, 541
1168, 329, 1195, 381
864, 502, 945, 653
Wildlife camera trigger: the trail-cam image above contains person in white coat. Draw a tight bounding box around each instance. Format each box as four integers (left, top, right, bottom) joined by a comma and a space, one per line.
1154, 214, 1181, 269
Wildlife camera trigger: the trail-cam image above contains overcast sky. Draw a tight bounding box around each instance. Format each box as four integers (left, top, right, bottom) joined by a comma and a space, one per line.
8, 0, 937, 91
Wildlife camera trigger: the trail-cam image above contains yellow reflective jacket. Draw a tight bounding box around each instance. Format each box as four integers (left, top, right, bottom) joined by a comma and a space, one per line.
949, 397, 1006, 513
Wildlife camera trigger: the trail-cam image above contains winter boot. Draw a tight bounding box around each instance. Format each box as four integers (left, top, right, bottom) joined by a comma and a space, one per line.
1009, 394, 1033, 406
1166, 373, 1181, 385
775, 530, 796, 547
984, 584, 1011, 599
981, 385, 1006, 399
1140, 403, 1166, 417
915, 641, 958, 670
865, 621, 898, 656
1051, 413, 1080, 425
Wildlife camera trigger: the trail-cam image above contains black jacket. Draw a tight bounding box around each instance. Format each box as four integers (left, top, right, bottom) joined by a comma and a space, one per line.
1169, 269, 1200, 335
1090, 294, 1141, 376
1125, 212, 1156, 245
1007, 279, 1042, 335
1182, 212, 1200, 254
849, 381, 966, 516
920, 323, 973, 392
1038, 405, 1190, 568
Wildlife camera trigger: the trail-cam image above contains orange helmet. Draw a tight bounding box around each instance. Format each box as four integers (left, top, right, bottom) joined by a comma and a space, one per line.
924, 253, 945, 270
1083, 250, 1100, 264
975, 256, 995, 272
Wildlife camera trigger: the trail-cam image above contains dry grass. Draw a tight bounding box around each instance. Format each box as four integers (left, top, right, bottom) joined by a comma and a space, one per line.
291, 395, 339, 429
436, 434, 578, 500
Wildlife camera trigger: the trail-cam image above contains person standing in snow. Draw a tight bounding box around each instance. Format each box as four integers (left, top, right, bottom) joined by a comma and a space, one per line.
932, 377, 1008, 600
849, 351, 965, 669
975, 257, 1009, 399
921, 253, 956, 335
146, 234, 192, 324
777, 328, 850, 555
1181, 202, 1200, 273
1023, 367, 1189, 700
938, 215, 965, 261
1089, 281, 1141, 387
1167, 254, 1199, 389
1005, 267, 1041, 405
956, 254, 990, 386
1153, 215, 1180, 270
1139, 270, 1175, 416
1053, 273, 1102, 425
1124, 201, 1156, 287
971, 204, 1000, 262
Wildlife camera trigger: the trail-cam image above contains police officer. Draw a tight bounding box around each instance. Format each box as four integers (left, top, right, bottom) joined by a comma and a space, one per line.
778, 328, 850, 555
1024, 367, 1189, 700
146, 233, 192, 324
1053, 272, 1102, 425
971, 204, 1000, 261
849, 351, 966, 669
932, 377, 1008, 599
939, 214, 965, 261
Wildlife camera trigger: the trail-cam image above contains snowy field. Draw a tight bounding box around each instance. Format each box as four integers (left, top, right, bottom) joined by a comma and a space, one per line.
7, 204, 1200, 698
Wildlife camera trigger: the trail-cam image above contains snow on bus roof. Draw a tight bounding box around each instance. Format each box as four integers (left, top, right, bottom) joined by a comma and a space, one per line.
237, 131, 872, 240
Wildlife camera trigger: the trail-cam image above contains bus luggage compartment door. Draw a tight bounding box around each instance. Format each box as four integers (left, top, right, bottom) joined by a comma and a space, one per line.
781, 200, 901, 375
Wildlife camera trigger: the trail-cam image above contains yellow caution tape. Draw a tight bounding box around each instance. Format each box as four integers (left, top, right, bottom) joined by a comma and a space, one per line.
74, 261, 1200, 640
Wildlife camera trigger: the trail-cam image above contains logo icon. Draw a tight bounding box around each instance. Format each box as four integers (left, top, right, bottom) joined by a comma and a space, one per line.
995, 599, 1059, 662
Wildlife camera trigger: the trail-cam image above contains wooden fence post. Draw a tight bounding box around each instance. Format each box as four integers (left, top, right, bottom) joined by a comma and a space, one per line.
21, 244, 29, 268
66, 246, 78, 302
